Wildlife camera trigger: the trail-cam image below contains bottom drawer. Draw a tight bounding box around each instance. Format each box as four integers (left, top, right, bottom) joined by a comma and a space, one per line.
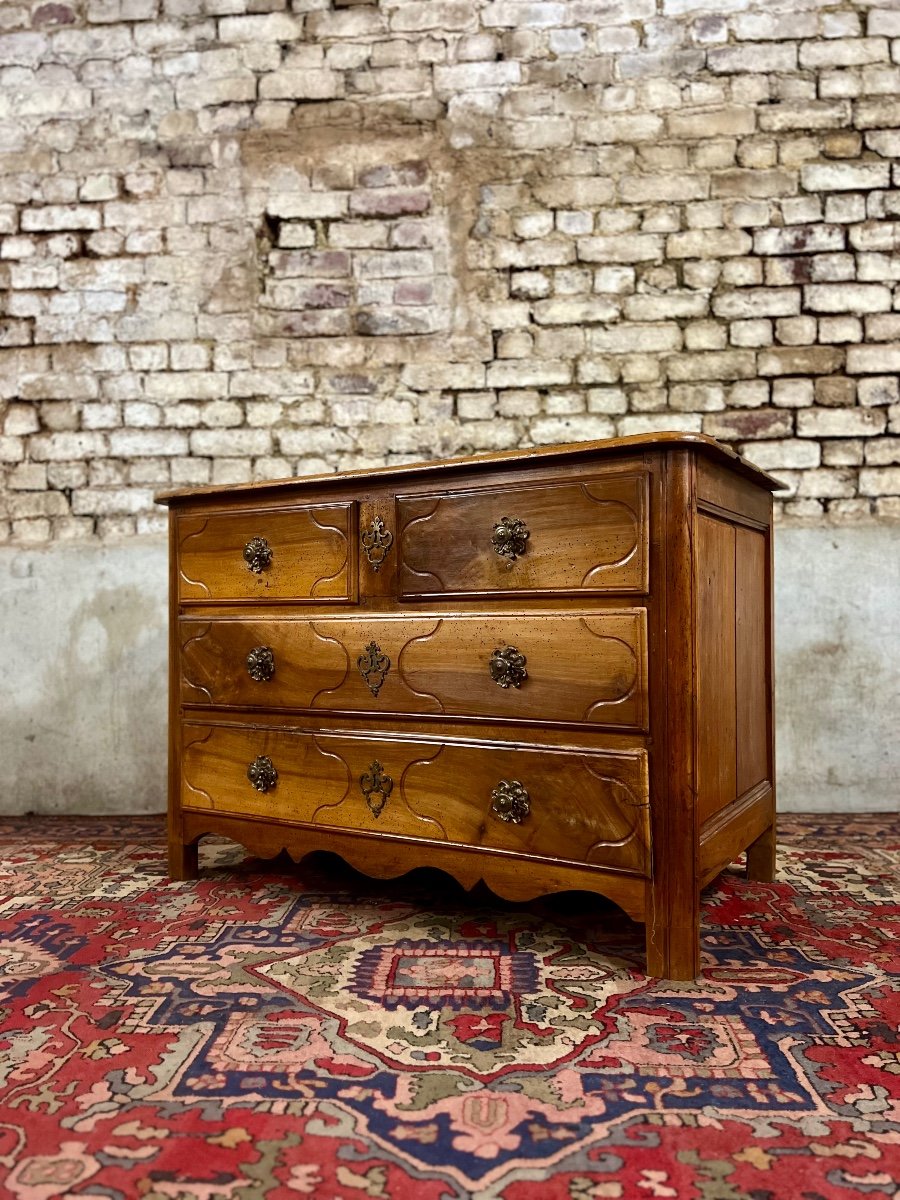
181, 724, 651, 876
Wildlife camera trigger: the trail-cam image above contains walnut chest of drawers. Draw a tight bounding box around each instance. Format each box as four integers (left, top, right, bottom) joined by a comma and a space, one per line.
158, 433, 779, 980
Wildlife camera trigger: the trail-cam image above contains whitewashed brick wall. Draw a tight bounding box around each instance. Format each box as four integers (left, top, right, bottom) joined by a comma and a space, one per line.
2, 0, 900, 541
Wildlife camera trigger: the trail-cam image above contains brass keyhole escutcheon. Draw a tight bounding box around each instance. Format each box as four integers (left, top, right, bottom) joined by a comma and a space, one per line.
360, 760, 393, 818
361, 517, 393, 572
358, 641, 390, 698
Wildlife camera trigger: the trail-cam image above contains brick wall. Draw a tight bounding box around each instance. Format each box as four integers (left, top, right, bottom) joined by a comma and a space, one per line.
2, 0, 900, 542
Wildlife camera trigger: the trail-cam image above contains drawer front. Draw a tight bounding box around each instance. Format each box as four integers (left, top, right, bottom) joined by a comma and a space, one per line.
180, 610, 648, 731
181, 724, 651, 876
397, 472, 648, 598
176, 504, 355, 603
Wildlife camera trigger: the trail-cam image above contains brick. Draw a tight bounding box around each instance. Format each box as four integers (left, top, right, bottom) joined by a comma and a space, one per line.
485, 361, 571, 388
740, 439, 821, 470
712, 288, 800, 319
758, 100, 851, 132
532, 297, 619, 325
667, 107, 755, 139
859, 467, 900, 495
759, 347, 844, 376
847, 345, 900, 374
665, 351, 756, 382
800, 163, 891, 192
805, 284, 892, 314
577, 234, 663, 263
708, 43, 797, 75
259, 70, 341, 100
21, 205, 101, 232
704, 409, 792, 440
433, 62, 521, 92
752, 224, 844, 256
797, 408, 885, 438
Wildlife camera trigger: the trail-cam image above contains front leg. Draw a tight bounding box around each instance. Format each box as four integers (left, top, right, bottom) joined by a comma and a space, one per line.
169, 836, 199, 881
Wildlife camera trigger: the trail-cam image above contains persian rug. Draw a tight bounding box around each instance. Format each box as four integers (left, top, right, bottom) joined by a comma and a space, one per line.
0, 815, 897, 1200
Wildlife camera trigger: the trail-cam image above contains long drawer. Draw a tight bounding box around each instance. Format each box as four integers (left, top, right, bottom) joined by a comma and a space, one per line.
176, 503, 355, 603
179, 610, 649, 731
181, 723, 651, 876
396, 471, 648, 598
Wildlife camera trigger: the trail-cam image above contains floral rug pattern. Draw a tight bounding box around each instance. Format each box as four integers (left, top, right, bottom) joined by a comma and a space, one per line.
0, 814, 897, 1199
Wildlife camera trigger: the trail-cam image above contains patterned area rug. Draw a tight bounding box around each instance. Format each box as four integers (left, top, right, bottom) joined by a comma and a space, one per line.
0, 815, 897, 1200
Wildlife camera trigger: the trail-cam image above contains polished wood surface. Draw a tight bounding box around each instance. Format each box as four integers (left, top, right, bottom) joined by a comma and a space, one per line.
179, 609, 648, 730
160, 434, 777, 980
181, 722, 650, 875
397, 472, 648, 597
176, 503, 354, 603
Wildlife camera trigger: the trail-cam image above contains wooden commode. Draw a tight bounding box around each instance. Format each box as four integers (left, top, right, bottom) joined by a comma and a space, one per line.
157, 434, 779, 980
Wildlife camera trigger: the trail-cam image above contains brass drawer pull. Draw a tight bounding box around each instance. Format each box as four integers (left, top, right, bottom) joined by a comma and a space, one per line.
491, 779, 530, 824
358, 641, 390, 697
491, 515, 529, 562
489, 645, 527, 689
361, 516, 393, 572
361, 760, 393, 818
247, 755, 278, 793
243, 535, 272, 574
246, 645, 275, 682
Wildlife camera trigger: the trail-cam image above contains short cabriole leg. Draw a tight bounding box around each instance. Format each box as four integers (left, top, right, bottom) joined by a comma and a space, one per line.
169, 837, 199, 881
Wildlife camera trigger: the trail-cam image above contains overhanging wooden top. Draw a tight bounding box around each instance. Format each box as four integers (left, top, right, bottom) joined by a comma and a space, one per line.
156, 432, 782, 505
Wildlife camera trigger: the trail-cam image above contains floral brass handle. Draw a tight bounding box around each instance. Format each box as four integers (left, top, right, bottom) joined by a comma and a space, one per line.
489, 645, 527, 689
491, 516, 529, 562
490, 779, 530, 824
360, 760, 393, 818
361, 517, 393, 572
246, 646, 275, 683
247, 755, 278, 793
243, 536, 272, 574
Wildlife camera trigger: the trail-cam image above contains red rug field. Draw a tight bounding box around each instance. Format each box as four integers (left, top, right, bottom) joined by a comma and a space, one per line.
0, 814, 897, 1199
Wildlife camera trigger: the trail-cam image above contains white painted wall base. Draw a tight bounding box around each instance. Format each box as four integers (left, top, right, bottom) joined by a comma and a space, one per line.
1, 528, 897, 815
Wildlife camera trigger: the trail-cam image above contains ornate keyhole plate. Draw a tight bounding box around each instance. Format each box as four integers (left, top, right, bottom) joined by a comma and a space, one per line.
360, 760, 393, 818
358, 641, 390, 698
361, 517, 393, 572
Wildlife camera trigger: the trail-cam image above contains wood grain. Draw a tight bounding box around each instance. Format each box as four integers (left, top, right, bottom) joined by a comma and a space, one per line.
161, 437, 778, 980
177, 503, 354, 604
696, 513, 737, 826
178, 609, 649, 730
735, 526, 768, 796
397, 472, 648, 598
180, 722, 651, 876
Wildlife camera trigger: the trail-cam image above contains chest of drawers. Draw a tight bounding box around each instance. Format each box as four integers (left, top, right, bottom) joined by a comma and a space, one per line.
158, 433, 779, 980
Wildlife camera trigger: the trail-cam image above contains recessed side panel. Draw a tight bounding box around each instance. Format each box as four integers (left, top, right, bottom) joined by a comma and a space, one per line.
735, 525, 769, 796
697, 513, 737, 826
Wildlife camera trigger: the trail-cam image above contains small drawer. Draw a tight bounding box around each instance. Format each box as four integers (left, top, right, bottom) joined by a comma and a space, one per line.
176, 503, 355, 604
181, 724, 650, 876
396, 472, 648, 599
179, 609, 648, 731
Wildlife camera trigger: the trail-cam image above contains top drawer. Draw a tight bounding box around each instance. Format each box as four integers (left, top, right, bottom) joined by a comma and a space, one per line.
396, 472, 648, 598
176, 504, 355, 604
